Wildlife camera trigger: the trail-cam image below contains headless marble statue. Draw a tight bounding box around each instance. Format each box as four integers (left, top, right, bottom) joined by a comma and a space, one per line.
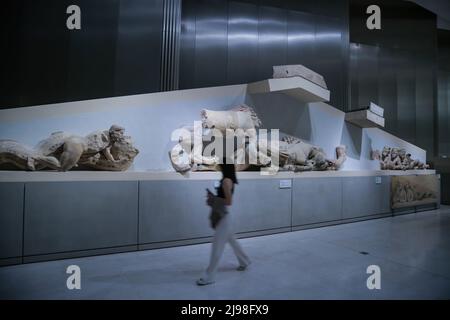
0, 125, 139, 171
372, 146, 428, 170
169, 105, 347, 173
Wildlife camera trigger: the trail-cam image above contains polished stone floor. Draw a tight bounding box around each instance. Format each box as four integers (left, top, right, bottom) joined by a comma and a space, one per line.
1, 207, 450, 299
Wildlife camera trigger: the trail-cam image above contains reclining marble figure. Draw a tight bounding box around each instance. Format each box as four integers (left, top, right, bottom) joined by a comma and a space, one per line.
77, 131, 139, 171
0, 139, 60, 170
273, 135, 346, 172
0, 125, 139, 171
169, 104, 347, 173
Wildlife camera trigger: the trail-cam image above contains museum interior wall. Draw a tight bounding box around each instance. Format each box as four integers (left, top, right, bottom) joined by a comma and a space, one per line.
0, 0, 440, 161
1, 0, 164, 108
178, 0, 349, 110
436, 29, 450, 204
349, 0, 437, 159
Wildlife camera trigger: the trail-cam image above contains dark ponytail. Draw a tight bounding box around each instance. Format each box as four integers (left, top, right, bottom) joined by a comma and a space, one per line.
219, 159, 238, 184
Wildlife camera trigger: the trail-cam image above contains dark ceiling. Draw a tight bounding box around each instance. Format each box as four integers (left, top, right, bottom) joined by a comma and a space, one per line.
409, 0, 450, 29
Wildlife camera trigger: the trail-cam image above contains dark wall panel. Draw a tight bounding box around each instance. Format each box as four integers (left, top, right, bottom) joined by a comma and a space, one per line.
349, 44, 379, 110
257, 5, 288, 80
437, 29, 450, 158
17, 0, 71, 107
281, 0, 348, 19
360, 45, 379, 109
2, 0, 352, 110
194, 0, 228, 88
350, 0, 435, 50
227, 1, 258, 84
179, 0, 196, 89
350, 42, 436, 158
314, 16, 345, 108
66, 0, 120, 101
396, 50, 416, 145
114, 0, 163, 95
1, 0, 164, 108
378, 47, 397, 135
179, 0, 349, 111
415, 51, 435, 156
1, 1, 25, 108
349, 0, 437, 159
438, 71, 450, 154
349, 43, 359, 113
287, 11, 315, 75
436, 30, 450, 204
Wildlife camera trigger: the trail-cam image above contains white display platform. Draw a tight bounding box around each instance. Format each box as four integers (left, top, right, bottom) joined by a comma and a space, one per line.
368, 102, 384, 117
345, 109, 385, 128
0, 169, 439, 266
247, 76, 330, 103
0, 169, 437, 182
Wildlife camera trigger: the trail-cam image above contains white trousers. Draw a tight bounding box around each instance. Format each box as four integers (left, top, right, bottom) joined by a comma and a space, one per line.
205, 213, 250, 280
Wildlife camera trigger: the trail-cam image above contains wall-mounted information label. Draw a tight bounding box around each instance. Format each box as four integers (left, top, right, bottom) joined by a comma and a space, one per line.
375, 176, 382, 184
279, 179, 292, 189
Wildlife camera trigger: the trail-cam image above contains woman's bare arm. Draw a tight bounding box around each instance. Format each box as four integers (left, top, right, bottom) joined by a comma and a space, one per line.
222, 178, 234, 206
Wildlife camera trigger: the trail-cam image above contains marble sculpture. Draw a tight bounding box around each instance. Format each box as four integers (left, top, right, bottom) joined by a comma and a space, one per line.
0, 139, 60, 171
274, 135, 346, 172
170, 104, 347, 173
0, 125, 139, 171
391, 175, 437, 208
371, 146, 429, 170
170, 105, 269, 173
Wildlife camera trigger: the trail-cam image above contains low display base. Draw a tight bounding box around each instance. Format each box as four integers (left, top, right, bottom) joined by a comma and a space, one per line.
0, 170, 439, 265
0, 169, 437, 182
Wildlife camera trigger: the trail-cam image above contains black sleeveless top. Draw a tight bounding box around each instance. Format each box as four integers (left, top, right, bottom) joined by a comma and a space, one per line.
216, 178, 235, 199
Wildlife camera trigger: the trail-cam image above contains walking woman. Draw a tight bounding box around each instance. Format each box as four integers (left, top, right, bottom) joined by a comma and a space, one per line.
197, 161, 251, 286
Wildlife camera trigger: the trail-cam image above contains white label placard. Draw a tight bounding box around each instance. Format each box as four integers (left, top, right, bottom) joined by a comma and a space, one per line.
375, 176, 382, 184
279, 179, 292, 189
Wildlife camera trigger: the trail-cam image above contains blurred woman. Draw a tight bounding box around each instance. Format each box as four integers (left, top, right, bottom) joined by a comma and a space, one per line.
197, 161, 251, 286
